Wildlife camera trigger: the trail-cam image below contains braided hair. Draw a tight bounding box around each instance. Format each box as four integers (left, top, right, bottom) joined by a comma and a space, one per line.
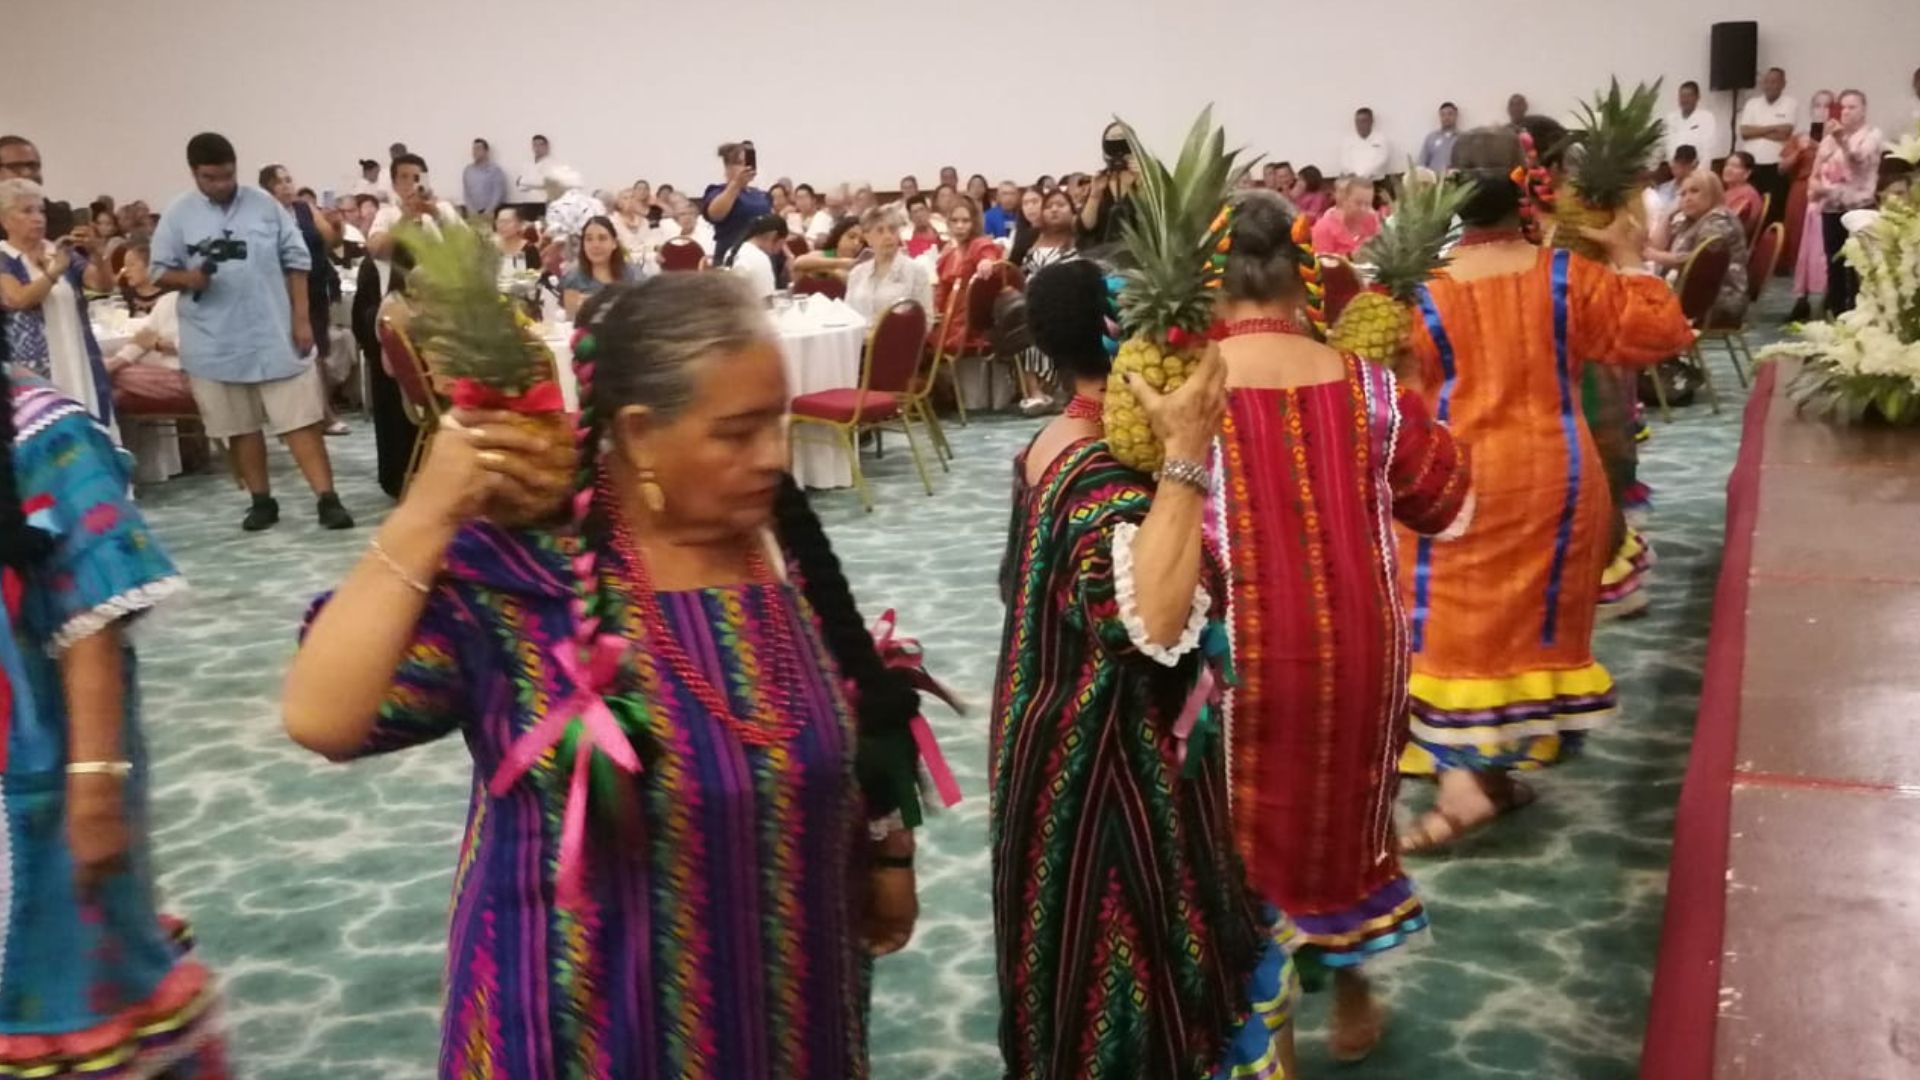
771, 477, 924, 824
0, 333, 53, 571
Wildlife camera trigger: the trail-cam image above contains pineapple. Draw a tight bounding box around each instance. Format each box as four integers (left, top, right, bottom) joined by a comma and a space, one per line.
1552, 79, 1666, 262
396, 220, 557, 395
1103, 107, 1251, 473
1330, 166, 1475, 369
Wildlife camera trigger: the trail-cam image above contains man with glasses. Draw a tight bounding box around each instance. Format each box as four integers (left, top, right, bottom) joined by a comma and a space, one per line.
0, 136, 74, 241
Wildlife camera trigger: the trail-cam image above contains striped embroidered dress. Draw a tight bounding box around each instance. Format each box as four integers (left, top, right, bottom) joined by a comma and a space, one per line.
312, 525, 868, 1079
1395, 248, 1693, 773
1212, 356, 1469, 970
992, 439, 1297, 1080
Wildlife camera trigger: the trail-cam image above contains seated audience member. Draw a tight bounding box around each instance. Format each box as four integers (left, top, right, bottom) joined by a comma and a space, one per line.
86, 202, 126, 273
1022, 189, 1078, 274
653, 196, 717, 267
897, 175, 922, 206
932, 195, 1003, 353
1310, 175, 1383, 258
494, 206, 540, 271
1647, 170, 1751, 325
823, 183, 851, 219
788, 218, 866, 281
769, 182, 793, 219
1722, 151, 1765, 229
983, 181, 1022, 241
611, 187, 651, 258
789, 183, 834, 247
1035, 174, 1057, 195
728, 213, 788, 300
1007, 186, 1047, 265
966, 174, 992, 207
115, 200, 150, 240
541, 167, 608, 254
704, 141, 772, 263
940, 165, 960, 189
846, 207, 932, 319
104, 239, 192, 478
117, 236, 169, 315
1293, 165, 1333, 220
852, 184, 879, 217
561, 215, 644, 318
904, 195, 944, 258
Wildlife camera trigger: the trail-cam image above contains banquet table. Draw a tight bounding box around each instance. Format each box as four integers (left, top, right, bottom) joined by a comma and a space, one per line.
538, 295, 868, 490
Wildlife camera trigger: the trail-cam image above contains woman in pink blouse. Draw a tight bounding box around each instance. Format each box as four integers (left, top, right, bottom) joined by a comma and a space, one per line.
1810, 89, 1885, 315
1311, 176, 1383, 258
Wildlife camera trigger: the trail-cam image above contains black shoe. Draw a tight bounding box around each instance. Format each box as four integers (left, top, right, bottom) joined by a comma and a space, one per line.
316, 492, 355, 531
242, 495, 280, 532
1787, 297, 1811, 323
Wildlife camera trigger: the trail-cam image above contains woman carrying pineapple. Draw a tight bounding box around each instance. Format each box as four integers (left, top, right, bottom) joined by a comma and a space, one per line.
1395, 125, 1695, 849
992, 116, 1298, 1080
1215, 184, 1474, 1062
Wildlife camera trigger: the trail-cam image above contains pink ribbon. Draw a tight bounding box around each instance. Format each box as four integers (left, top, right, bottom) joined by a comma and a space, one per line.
487, 635, 640, 908
1172, 667, 1217, 769
911, 715, 963, 809
870, 609, 964, 808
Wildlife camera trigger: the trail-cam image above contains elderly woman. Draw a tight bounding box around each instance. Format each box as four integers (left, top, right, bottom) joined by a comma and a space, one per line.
1648, 170, 1752, 326
286, 272, 930, 1077
105, 240, 190, 483
0, 179, 113, 435
993, 259, 1296, 1079
1310, 175, 1383, 258
1811, 89, 1886, 316
845, 206, 932, 319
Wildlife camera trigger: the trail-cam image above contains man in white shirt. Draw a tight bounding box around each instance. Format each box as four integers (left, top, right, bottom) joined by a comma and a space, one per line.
348, 159, 390, 204
1341, 107, 1393, 191
515, 134, 560, 220
1738, 66, 1798, 225
364, 154, 461, 295
1663, 80, 1724, 165
729, 214, 786, 300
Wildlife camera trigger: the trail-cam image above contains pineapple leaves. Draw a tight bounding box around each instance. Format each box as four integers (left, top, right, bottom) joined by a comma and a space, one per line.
1565, 78, 1667, 211
1111, 107, 1255, 342
396, 220, 553, 392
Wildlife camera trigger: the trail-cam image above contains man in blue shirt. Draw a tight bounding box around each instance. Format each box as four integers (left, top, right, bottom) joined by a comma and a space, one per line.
982, 180, 1022, 240
150, 132, 353, 532
462, 137, 511, 217
702, 140, 771, 264
1419, 102, 1460, 173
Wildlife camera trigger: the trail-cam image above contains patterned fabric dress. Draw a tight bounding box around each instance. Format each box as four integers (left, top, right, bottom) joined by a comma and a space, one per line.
1212, 357, 1469, 971
0, 378, 221, 1078
992, 439, 1297, 1080
1396, 249, 1694, 774
311, 524, 868, 1079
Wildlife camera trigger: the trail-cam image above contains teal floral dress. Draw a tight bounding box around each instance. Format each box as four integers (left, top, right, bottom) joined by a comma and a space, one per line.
0, 376, 221, 1077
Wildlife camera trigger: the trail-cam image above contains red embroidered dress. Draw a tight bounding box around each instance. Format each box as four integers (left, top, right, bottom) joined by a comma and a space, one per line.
1211, 356, 1469, 968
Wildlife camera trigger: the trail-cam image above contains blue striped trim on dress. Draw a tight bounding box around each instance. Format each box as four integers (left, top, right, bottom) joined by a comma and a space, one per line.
1408, 286, 1458, 654
1542, 249, 1580, 646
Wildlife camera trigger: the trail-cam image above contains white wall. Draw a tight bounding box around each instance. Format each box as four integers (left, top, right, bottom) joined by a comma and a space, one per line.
5, 0, 1916, 209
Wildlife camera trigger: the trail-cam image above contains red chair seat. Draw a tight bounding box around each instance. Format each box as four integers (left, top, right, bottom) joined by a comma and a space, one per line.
113, 367, 197, 417
791, 388, 901, 423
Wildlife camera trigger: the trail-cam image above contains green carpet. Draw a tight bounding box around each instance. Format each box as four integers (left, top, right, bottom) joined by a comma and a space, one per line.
128, 322, 1761, 1077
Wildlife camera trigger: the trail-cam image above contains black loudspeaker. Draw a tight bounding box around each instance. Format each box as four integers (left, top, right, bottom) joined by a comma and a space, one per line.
1710, 21, 1758, 91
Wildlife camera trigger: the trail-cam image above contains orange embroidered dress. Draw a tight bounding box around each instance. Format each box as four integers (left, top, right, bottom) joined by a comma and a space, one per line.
1396, 249, 1693, 774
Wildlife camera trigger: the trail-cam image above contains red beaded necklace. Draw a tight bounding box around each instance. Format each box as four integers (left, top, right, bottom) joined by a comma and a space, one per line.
1454, 228, 1527, 251
1063, 394, 1104, 420
1218, 316, 1310, 339
600, 475, 807, 746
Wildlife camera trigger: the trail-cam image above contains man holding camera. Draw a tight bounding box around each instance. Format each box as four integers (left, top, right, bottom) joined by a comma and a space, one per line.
150, 132, 354, 532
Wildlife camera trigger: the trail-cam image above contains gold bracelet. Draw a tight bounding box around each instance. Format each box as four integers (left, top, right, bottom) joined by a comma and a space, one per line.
67, 760, 133, 779
369, 538, 432, 595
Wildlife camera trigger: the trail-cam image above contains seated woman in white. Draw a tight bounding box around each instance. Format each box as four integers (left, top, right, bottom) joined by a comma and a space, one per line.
845, 207, 932, 320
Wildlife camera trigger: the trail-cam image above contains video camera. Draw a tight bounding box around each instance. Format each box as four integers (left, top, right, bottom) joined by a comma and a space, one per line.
184, 230, 250, 299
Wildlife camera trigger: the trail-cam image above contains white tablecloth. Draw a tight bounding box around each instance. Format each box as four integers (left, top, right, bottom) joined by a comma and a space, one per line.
539, 298, 868, 490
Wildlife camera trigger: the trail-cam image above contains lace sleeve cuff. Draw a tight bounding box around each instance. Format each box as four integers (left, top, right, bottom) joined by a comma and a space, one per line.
1111, 520, 1211, 667
48, 575, 188, 654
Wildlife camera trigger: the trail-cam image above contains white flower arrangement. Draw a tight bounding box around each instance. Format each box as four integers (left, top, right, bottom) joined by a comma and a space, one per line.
1760, 126, 1920, 423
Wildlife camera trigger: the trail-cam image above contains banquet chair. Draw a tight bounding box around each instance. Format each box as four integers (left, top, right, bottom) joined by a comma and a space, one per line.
794, 277, 846, 301
789, 300, 936, 512
1666, 239, 1734, 418
1742, 194, 1773, 248
377, 315, 443, 492
926, 263, 1023, 432
658, 237, 705, 272
784, 235, 811, 258
1319, 257, 1363, 325
1697, 222, 1784, 390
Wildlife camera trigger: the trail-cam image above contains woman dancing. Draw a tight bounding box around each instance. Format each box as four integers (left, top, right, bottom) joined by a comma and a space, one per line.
1395, 128, 1693, 847
992, 259, 1296, 1079
1209, 191, 1471, 1061
287, 273, 927, 1077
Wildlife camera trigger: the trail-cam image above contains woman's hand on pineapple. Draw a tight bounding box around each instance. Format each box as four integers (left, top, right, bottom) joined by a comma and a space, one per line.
406, 409, 576, 528
1125, 341, 1227, 463
1580, 213, 1650, 272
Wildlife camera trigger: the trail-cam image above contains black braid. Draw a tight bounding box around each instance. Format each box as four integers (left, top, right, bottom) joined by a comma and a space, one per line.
0, 336, 53, 570
772, 475, 923, 821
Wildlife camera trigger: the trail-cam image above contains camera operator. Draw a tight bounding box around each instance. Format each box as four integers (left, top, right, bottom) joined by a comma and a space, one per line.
1078, 121, 1139, 251
150, 132, 354, 533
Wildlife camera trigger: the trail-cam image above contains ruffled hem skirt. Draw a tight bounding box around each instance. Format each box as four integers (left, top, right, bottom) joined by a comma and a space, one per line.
1213, 916, 1301, 1080
0, 957, 225, 1079
1287, 874, 1429, 974
1597, 526, 1655, 620
1400, 661, 1616, 774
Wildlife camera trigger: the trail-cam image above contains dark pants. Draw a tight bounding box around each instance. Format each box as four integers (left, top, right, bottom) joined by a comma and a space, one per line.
1752, 163, 1788, 226
1821, 210, 1859, 316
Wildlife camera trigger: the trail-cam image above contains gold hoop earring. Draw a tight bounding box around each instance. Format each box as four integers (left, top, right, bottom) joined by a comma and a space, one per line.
639, 470, 667, 514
